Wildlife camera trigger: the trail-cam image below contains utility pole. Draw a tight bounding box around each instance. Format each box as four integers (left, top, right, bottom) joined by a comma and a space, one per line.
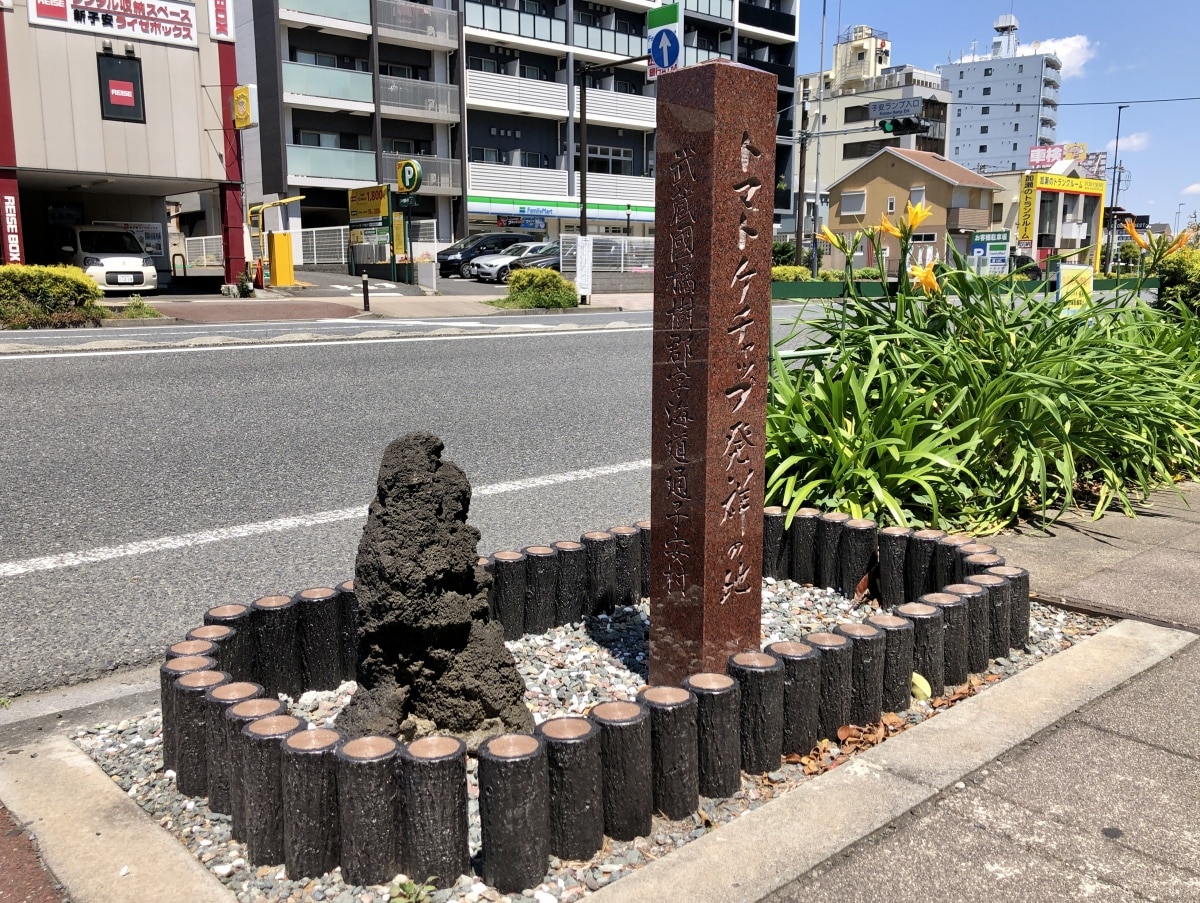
1105, 103, 1129, 274
808, 0, 828, 278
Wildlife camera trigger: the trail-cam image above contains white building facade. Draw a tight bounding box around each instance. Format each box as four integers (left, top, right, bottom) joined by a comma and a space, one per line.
937, 14, 1061, 174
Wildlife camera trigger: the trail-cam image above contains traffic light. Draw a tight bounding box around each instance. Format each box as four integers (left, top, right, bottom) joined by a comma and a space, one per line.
879, 117, 931, 136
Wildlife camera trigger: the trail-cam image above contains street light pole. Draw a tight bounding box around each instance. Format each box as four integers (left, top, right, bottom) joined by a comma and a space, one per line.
1105, 103, 1129, 274
808, 0, 828, 277
1176, 202, 1185, 236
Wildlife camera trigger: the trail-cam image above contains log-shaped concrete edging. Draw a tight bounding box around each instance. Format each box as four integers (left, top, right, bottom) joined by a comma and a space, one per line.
159, 507, 1033, 893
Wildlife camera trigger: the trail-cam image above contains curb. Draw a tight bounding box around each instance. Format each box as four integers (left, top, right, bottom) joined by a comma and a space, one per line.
589, 619, 1196, 903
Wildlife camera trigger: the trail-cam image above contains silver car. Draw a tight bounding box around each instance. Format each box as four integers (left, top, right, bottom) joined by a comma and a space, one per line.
471, 242, 554, 283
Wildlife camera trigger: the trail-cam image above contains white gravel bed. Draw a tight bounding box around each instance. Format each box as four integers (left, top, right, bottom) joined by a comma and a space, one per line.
74, 579, 1110, 903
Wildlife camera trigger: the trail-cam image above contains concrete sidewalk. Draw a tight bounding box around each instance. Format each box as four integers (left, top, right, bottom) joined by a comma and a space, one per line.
2, 489, 1198, 902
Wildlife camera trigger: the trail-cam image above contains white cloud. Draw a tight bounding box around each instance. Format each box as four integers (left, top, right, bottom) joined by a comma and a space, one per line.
1184, 184, 1200, 195
1107, 132, 1150, 153
1019, 35, 1097, 79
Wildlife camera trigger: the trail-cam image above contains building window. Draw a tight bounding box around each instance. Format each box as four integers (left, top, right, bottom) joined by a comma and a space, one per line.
299, 130, 339, 148
981, 106, 990, 115
982, 87, 991, 96
980, 126, 989, 134
844, 105, 869, 124
954, 146, 959, 155
381, 62, 413, 79
296, 50, 337, 68
955, 127, 960, 136
615, 80, 639, 94
992, 202, 1004, 223
958, 71, 963, 79
910, 186, 925, 207
1012, 143, 1018, 151
1015, 104, 1021, 112
583, 144, 634, 175
887, 196, 895, 214
984, 67, 993, 76
1017, 83, 1023, 92
1018, 64, 1024, 73
957, 89, 962, 98
979, 144, 988, 153
912, 233, 936, 243
386, 138, 414, 154
520, 151, 542, 167
97, 54, 145, 123
841, 191, 866, 216
470, 146, 501, 162
956, 108, 961, 117
520, 65, 543, 80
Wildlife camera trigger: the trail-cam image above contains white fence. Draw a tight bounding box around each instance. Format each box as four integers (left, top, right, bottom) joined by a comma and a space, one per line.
185, 223, 440, 270
560, 235, 654, 273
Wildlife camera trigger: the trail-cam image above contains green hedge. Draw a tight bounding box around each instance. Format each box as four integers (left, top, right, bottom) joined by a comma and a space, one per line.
0, 265, 106, 329
505, 268, 579, 308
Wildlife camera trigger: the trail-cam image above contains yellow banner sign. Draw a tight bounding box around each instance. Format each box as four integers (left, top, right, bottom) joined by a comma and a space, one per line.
1016, 173, 1037, 243
348, 185, 389, 223
1032, 173, 1106, 195
232, 85, 255, 130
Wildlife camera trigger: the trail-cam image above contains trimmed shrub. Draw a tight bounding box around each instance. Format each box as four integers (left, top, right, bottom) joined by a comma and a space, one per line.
771, 266, 814, 282
505, 268, 578, 308
772, 241, 796, 266
851, 267, 882, 281
0, 264, 102, 313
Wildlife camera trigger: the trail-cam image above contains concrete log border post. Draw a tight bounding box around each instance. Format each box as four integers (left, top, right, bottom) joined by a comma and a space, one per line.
281, 727, 344, 880
921, 592, 970, 688
609, 525, 643, 609
522, 545, 559, 635
477, 734, 550, 894
877, 526, 912, 609
186, 624, 242, 676
726, 652, 785, 776
225, 698, 287, 841
534, 717, 604, 862
173, 668, 230, 798
551, 540, 587, 625
398, 736, 471, 890
590, 701, 653, 841
636, 686, 700, 820
787, 507, 821, 586
294, 587, 343, 692
762, 506, 789, 580
833, 622, 885, 727
804, 632, 852, 741
490, 550, 527, 641
865, 613, 915, 714
944, 581, 990, 674
159, 654, 215, 774
251, 594, 303, 700
241, 714, 305, 866
764, 640, 820, 756
681, 672, 741, 798
204, 603, 257, 685
334, 579, 358, 683
336, 736, 402, 888
203, 681, 263, 815
896, 602, 945, 699
967, 572, 1014, 660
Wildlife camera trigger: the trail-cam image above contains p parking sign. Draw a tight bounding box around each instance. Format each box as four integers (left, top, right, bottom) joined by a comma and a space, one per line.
396, 159, 423, 194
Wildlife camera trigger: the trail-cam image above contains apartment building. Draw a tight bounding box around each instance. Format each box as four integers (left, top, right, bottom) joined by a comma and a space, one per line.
235, 0, 799, 241
796, 25, 949, 232
937, 14, 1061, 174
2, 0, 242, 280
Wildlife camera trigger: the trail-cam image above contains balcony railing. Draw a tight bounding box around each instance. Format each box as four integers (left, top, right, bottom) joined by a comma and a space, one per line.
287, 145, 377, 182
739, 56, 794, 84
279, 0, 369, 25
685, 0, 732, 17
947, 207, 990, 231
464, 2, 567, 43
376, 0, 457, 50
469, 161, 569, 197
577, 86, 655, 129
467, 70, 568, 118
572, 22, 646, 57
282, 62, 373, 105
587, 172, 654, 205
738, 2, 796, 36
378, 75, 460, 122
683, 46, 731, 66
380, 152, 462, 195
1041, 84, 1059, 105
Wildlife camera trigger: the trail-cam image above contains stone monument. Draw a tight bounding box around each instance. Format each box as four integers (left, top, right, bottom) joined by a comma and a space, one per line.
336, 432, 533, 744
649, 60, 776, 686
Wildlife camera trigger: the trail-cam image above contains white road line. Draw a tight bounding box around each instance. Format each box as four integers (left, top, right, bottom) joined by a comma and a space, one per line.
0, 325, 650, 360
0, 459, 651, 579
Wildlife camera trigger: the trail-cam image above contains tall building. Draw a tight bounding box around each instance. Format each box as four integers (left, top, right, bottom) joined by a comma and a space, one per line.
795, 25, 949, 233
234, 0, 800, 241
937, 14, 1061, 174
1, 0, 243, 281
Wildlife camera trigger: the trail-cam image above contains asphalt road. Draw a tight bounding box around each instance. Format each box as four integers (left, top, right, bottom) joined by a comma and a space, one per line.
0, 326, 655, 696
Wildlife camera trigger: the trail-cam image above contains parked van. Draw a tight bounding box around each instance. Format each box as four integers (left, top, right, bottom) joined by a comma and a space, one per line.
57, 225, 158, 294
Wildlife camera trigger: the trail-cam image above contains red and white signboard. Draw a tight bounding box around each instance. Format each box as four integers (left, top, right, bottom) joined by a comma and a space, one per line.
1028, 142, 1088, 170
28, 0, 199, 49
1, 184, 25, 265
208, 0, 233, 41
108, 79, 136, 106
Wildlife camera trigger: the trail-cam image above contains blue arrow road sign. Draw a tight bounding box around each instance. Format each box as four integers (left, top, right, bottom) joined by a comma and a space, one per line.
650, 28, 680, 71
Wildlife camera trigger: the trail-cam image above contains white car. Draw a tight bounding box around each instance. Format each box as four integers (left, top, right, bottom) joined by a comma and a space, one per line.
59, 225, 158, 294
471, 242, 554, 283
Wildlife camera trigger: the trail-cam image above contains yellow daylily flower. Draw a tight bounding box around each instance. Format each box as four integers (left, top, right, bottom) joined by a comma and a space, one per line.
1122, 219, 1150, 250
904, 201, 933, 231
1166, 229, 1192, 255
909, 260, 939, 293
819, 225, 854, 255
878, 213, 901, 237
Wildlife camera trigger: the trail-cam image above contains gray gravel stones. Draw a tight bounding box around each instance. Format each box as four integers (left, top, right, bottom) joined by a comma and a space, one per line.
74, 579, 1109, 903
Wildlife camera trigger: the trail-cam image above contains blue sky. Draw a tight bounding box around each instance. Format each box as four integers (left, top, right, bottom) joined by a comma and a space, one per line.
795, 3, 1199, 230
